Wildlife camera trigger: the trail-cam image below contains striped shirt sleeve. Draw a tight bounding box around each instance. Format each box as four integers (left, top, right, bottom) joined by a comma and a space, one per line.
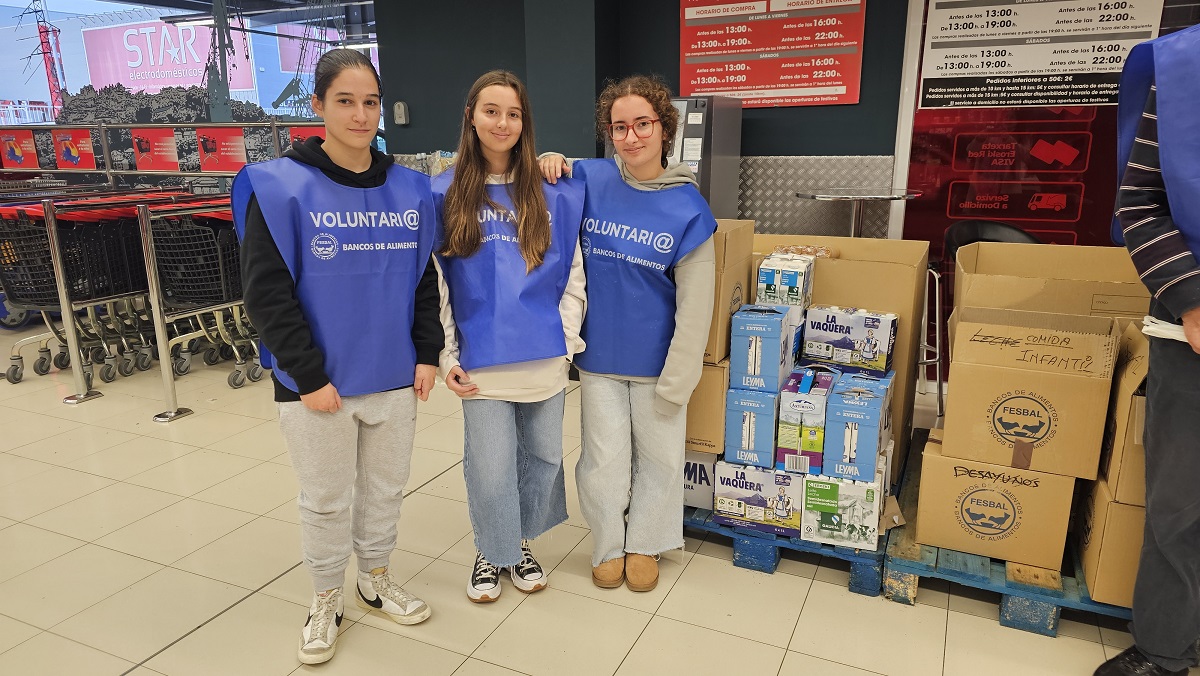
1118, 86, 1200, 319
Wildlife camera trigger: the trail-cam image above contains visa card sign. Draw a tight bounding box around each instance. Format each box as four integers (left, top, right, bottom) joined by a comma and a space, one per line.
82, 20, 255, 94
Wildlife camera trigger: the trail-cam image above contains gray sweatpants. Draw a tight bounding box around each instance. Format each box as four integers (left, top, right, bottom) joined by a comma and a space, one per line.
279, 388, 417, 593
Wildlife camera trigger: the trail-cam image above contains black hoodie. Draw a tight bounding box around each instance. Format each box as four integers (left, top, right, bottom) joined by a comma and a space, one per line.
240, 136, 443, 402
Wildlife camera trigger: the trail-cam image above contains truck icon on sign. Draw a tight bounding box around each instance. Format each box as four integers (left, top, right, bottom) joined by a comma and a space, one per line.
1028, 193, 1067, 212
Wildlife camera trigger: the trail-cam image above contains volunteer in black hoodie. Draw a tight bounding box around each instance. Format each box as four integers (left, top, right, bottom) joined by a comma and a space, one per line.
233, 49, 439, 666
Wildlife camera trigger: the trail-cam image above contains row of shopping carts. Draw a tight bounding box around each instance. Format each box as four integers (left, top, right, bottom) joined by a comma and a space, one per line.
0, 185, 264, 420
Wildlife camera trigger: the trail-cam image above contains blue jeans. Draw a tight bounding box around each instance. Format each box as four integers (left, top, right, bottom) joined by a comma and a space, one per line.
461, 390, 568, 568
577, 373, 686, 567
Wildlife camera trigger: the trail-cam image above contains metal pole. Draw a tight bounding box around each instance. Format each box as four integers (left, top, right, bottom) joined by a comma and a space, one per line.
42, 199, 101, 404
136, 204, 193, 422
97, 123, 113, 187
270, 119, 281, 158
850, 199, 865, 238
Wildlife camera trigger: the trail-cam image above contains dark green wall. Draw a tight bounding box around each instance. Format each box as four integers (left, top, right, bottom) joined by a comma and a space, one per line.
376, 0, 908, 157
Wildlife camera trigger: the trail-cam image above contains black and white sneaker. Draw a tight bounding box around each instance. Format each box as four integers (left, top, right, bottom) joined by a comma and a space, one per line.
356, 569, 431, 625
468, 551, 501, 603
509, 540, 547, 593
298, 588, 343, 665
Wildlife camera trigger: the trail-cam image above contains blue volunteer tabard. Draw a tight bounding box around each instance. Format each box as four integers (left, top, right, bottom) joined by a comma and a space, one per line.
1114, 23, 1200, 252
571, 158, 717, 377
432, 171, 585, 370
231, 158, 437, 396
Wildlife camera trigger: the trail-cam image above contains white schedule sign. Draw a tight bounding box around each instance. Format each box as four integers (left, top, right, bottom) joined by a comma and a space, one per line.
920, 0, 1165, 108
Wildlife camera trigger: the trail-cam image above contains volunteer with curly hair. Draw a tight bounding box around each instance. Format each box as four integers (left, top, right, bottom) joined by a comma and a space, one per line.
541, 74, 716, 592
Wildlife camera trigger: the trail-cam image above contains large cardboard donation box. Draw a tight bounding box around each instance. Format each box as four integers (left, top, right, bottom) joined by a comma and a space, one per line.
686, 360, 730, 454
1080, 478, 1144, 608
1101, 323, 1148, 507
917, 430, 1074, 570
942, 307, 1119, 479
754, 234, 929, 485
954, 242, 1149, 320
704, 220, 756, 364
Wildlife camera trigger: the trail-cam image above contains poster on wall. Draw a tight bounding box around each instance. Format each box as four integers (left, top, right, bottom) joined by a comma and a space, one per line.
52, 130, 98, 170
195, 128, 248, 173
679, 0, 867, 108
0, 130, 37, 169
81, 20, 256, 95
919, 0, 1165, 109
287, 126, 326, 145
131, 128, 179, 172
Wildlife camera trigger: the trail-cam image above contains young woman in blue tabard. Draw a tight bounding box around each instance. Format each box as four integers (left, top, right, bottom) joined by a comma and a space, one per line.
540, 75, 717, 592
233, 50, 439, 665
433, 70, 586, 602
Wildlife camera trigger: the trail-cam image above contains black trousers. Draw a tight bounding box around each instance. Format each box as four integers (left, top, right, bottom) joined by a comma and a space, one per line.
1132, 334, 1200, 671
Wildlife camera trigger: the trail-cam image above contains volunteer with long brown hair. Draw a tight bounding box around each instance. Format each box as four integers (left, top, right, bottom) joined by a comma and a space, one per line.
541, 75, 716, 592
434, 70, 586, 602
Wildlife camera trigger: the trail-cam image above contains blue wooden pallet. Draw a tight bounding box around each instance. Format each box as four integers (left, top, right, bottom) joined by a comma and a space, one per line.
882, 433, 1132, 636
684, 505, 885, 596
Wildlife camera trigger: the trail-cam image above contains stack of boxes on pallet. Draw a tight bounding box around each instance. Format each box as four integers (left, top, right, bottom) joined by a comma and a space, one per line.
708, 251, 899, 551
915, 243, 1150, 606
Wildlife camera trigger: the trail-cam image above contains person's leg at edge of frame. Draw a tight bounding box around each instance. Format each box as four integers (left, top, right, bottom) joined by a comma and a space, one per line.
462, 397, 525, 602
1126, 336, 1200, 674
624, 379, 687, 593
577, 372, 634, 588
279, 398, 360, 665
510, 390, 569, 593
349, 389, 431, 625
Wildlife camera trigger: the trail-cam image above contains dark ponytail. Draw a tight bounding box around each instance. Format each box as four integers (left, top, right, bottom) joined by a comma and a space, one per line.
313, 48, 382, 101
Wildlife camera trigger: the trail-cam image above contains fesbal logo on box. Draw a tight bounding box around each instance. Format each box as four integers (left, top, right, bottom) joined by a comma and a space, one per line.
955, 484, 1022, 541
986, 390, 1058, 448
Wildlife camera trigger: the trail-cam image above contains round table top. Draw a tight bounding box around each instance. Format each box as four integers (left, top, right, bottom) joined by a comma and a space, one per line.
795, 188, 922, 201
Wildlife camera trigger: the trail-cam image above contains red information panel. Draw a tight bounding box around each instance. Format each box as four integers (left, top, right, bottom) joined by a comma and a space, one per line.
52, 129, 97, 170
131, 128, 179, 172
196, 128, 247, 173
946, 181, 1085, 222
287, 126, 326, 145
952, 131, 1092, 174
680, 0, 866, 108
1, 130, 38, 169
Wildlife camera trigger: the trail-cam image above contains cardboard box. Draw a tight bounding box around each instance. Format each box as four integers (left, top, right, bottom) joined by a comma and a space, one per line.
754, 235, 929, 485
954, 242, 1149, 320
916, 430, 1074, 569
714, 461, 803, 538
800, 305, 898, 377
705, 220, 756, 364
800, 453, 886, 551
823, 372, 895, 481
756, 253, 815, 307
683, 450, 717, 510
1101, 323, 1148, 506
724, 389, 779, 468
942, 307, 1119, 479
777, 367, 840, 474
729, 305, 804, 393
686, 360, 731, 454
1079, 477, 1144, 608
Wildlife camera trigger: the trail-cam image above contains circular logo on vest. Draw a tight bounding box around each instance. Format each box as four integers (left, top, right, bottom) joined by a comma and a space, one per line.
988, 394, 1055, 446
958, 488, 1019, 538
311, 233, 339, 260
402, 210, 420, 230
581, 235, 592, 258
653, 232, 675, 254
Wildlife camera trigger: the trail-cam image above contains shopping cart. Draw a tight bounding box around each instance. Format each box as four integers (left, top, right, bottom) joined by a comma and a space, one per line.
138, 199, 264, 421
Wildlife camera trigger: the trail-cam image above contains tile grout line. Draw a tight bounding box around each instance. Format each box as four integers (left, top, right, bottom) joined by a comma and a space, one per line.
117, 560, 305, 675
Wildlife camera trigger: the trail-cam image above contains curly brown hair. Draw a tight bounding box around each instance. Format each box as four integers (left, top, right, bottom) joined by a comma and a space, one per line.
595, 75, 679, 168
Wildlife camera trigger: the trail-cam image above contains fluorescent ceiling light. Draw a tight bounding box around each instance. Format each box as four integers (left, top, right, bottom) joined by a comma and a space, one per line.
177, 18, 216, 27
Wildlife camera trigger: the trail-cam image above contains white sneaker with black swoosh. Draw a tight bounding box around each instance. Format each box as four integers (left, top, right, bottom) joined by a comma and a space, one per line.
356, 568, 431, 624
299, 588, 343, 665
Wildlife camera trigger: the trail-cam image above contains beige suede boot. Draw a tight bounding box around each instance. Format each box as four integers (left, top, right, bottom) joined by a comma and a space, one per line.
592, 557, 625, 589
625, 554, 659, 592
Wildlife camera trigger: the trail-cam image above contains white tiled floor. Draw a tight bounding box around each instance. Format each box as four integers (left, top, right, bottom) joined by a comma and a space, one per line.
0, 325, 1172, 676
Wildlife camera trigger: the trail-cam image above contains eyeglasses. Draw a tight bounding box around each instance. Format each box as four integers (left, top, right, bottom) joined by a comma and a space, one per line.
608, 118, 660, 141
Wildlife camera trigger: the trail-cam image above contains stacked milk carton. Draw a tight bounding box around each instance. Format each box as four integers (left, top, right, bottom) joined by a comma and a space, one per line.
713, 255, 813, 539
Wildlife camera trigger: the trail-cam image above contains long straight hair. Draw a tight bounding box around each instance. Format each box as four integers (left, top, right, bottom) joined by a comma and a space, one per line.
441, 70, 550, 272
